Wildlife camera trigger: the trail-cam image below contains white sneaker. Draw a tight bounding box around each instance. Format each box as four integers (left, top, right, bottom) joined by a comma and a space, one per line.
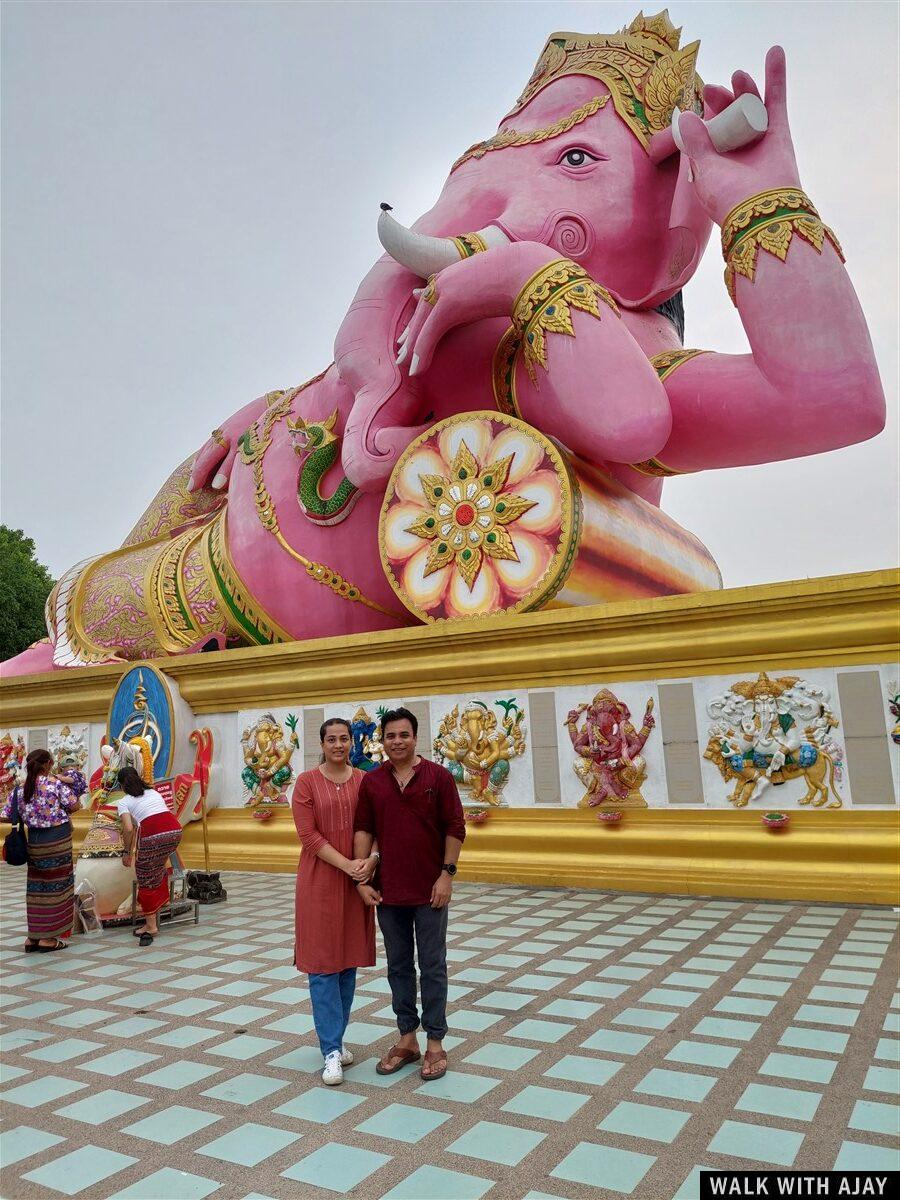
340, 1046, 354, 1066
322, 1050, 343, 1086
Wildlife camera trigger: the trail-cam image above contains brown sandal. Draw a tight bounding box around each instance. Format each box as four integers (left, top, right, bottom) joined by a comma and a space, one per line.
420, 1049, 448, 1081
375, 1045, 421, 1075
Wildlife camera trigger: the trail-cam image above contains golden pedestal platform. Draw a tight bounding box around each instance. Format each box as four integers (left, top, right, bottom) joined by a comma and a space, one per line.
4, 568, 899, 906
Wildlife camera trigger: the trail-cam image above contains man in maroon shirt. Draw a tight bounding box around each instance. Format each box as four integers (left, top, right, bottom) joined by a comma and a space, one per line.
353, 707, 465, 1081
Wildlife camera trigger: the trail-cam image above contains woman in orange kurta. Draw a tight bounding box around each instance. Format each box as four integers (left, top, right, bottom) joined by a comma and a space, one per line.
292, 717, 377, 1085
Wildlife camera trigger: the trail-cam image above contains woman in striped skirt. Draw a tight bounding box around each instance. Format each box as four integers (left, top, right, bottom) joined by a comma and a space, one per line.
1, 749, 83, 952
117, 767, 183, 947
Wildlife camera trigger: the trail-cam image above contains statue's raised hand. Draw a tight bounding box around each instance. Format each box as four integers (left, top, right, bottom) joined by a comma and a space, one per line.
678, 46, 800, 226
187, 392, 276, 493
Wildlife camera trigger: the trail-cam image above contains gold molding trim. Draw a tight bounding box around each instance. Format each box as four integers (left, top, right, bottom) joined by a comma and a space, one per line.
66, 806, 900, 905
1, 569, 897, 726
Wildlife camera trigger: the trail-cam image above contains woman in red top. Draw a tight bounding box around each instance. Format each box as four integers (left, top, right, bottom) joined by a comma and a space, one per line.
292, 718, 378, 1085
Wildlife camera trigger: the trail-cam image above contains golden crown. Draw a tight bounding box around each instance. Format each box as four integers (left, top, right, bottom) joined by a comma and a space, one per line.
509, 9, 702, 151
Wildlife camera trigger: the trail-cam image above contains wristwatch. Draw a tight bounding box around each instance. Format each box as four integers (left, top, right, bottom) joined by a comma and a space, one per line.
442, 863, 457, 876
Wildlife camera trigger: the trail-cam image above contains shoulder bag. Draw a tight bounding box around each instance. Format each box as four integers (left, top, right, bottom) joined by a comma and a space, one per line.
3, 790, 29, 866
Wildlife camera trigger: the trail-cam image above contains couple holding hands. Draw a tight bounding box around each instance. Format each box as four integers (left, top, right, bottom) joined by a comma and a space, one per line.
292, 707, 466, 1085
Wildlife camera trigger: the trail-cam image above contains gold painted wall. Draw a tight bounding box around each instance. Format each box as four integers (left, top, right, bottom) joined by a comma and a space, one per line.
4, 569, 899, 904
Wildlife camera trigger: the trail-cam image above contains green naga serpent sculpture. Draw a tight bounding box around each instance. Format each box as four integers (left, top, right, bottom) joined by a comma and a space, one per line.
239, 407, 359, 527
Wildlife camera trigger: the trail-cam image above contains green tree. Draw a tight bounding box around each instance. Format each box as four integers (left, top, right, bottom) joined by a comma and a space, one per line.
0, 526, 54, 660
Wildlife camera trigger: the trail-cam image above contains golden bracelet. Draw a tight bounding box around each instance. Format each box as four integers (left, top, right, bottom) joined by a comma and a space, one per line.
629, 350, 708, 477
511, 258, 618, 384
452, 232, 489, 258
720, 187, 844, 304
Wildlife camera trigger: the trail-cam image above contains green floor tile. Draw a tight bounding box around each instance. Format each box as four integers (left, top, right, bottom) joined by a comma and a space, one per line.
54, 1088, 151, 1125
794, 1003, 859, 1028
666, 1040, 740, 1069
137, 1061, 222, 1089
708, 1120, 803, 1166
201, 1072, 289, 1105
22, 1145, 138, 1196
875, 1038, 900, 1062
450, 1009, 503, 1033
635, 1067, 717, 1102
642, 988, 700, 1009
412, 1073, 501, 1103
25, 1037, 104, 1064
848, 1099, 900, 1135
275, 1086, 366, 1123
475, 989, 535, 1011
281, 1142, 390, 1193
863, 1065, 900, 1094
540, 998, 601, 1019
149, 1025, 219, 1049
551, 1141, 656, 1194
507, 1018, 575, 1043
759, 1052, 836, 1084
355, 1102, 451, 1143
692, 1016, 760, 1042
544, 1055, 623, 1087
614, 1006, 677, 1030
778, 1026, 849, 1054
122, 1104, 221, 1143
0, 1125, 66, 1167
3, 1075, 88, 1108
77, 1049, 160, 1077
833, 1141, 900, 1171
502, 1084, 590, 1122
380, 1165, 495, 1200
207, 1034, 282, 1060
463, 1042, 539, 1071
599, 1100, 690, 1143
736, 1082, 822, 1121
582, 1029, 652, 1055
447, 1118, 546, 1166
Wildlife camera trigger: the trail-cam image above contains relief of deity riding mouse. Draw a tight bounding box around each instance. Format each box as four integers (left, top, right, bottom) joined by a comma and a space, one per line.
6, 10, 884, 675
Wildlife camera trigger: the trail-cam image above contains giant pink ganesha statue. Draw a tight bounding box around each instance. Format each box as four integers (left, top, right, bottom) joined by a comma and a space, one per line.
5, 12, 884, 674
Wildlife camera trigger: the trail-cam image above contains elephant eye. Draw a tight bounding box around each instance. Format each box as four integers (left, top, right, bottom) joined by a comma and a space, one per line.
558, 147, 600, 168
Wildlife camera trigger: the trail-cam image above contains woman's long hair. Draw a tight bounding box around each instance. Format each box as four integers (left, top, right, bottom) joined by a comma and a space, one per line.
117, 766, 146, 797
23, 749, 52, 804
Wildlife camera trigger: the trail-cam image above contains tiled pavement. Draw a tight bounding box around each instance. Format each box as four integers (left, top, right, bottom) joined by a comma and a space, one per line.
1, 868, 898, 1200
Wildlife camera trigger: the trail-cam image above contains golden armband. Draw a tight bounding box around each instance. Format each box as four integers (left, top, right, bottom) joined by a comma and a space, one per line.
512, 259, 618, 384
629, 349, 708, 478
721, 187, 844, 304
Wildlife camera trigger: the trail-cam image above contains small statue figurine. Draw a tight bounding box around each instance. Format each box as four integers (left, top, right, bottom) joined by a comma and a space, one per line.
349, 706, 385, 772
433, 698, 526, 805
565, 690, 655, 808
241, 712, 300, 806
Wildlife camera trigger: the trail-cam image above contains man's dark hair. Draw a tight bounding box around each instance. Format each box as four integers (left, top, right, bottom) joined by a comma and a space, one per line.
380, 706, 418, 737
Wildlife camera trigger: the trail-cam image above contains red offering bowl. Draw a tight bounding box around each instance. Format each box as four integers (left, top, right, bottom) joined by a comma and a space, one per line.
762, 811, 790, 829
597, 810, 623, 824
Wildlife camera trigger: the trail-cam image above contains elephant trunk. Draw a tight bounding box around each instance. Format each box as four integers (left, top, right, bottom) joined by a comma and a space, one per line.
336, 257, 426, 492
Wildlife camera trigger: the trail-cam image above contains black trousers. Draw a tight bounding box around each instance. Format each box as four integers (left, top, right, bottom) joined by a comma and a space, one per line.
377, 903, 449, 1040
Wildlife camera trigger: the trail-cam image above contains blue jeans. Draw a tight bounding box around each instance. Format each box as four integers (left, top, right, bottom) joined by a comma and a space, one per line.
308, 968, 356, 1057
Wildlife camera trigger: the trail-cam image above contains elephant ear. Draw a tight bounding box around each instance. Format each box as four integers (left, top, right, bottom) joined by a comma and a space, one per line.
614, 150, 713, 313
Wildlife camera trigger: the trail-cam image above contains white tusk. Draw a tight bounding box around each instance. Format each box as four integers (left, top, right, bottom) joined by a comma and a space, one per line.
671, 93, 768, 155
377, 205, 509, 278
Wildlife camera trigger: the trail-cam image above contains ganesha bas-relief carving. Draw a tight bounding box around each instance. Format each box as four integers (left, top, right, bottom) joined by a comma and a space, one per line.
0, 733, 26, 805
240, 712, 300, 808
4, 10, 885, 675
565, 689, 656, 809
704, 672, 845, 808
433, 698, 527, 806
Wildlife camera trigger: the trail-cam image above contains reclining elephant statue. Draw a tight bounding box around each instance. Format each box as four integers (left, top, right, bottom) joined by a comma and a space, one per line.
5, 10, 884, 673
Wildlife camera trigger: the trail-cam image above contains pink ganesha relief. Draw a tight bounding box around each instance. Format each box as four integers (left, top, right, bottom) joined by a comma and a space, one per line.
4, 11, 885, 675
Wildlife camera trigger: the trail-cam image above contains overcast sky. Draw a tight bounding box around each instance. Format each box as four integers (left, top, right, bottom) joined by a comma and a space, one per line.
2, 0, 897, 592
